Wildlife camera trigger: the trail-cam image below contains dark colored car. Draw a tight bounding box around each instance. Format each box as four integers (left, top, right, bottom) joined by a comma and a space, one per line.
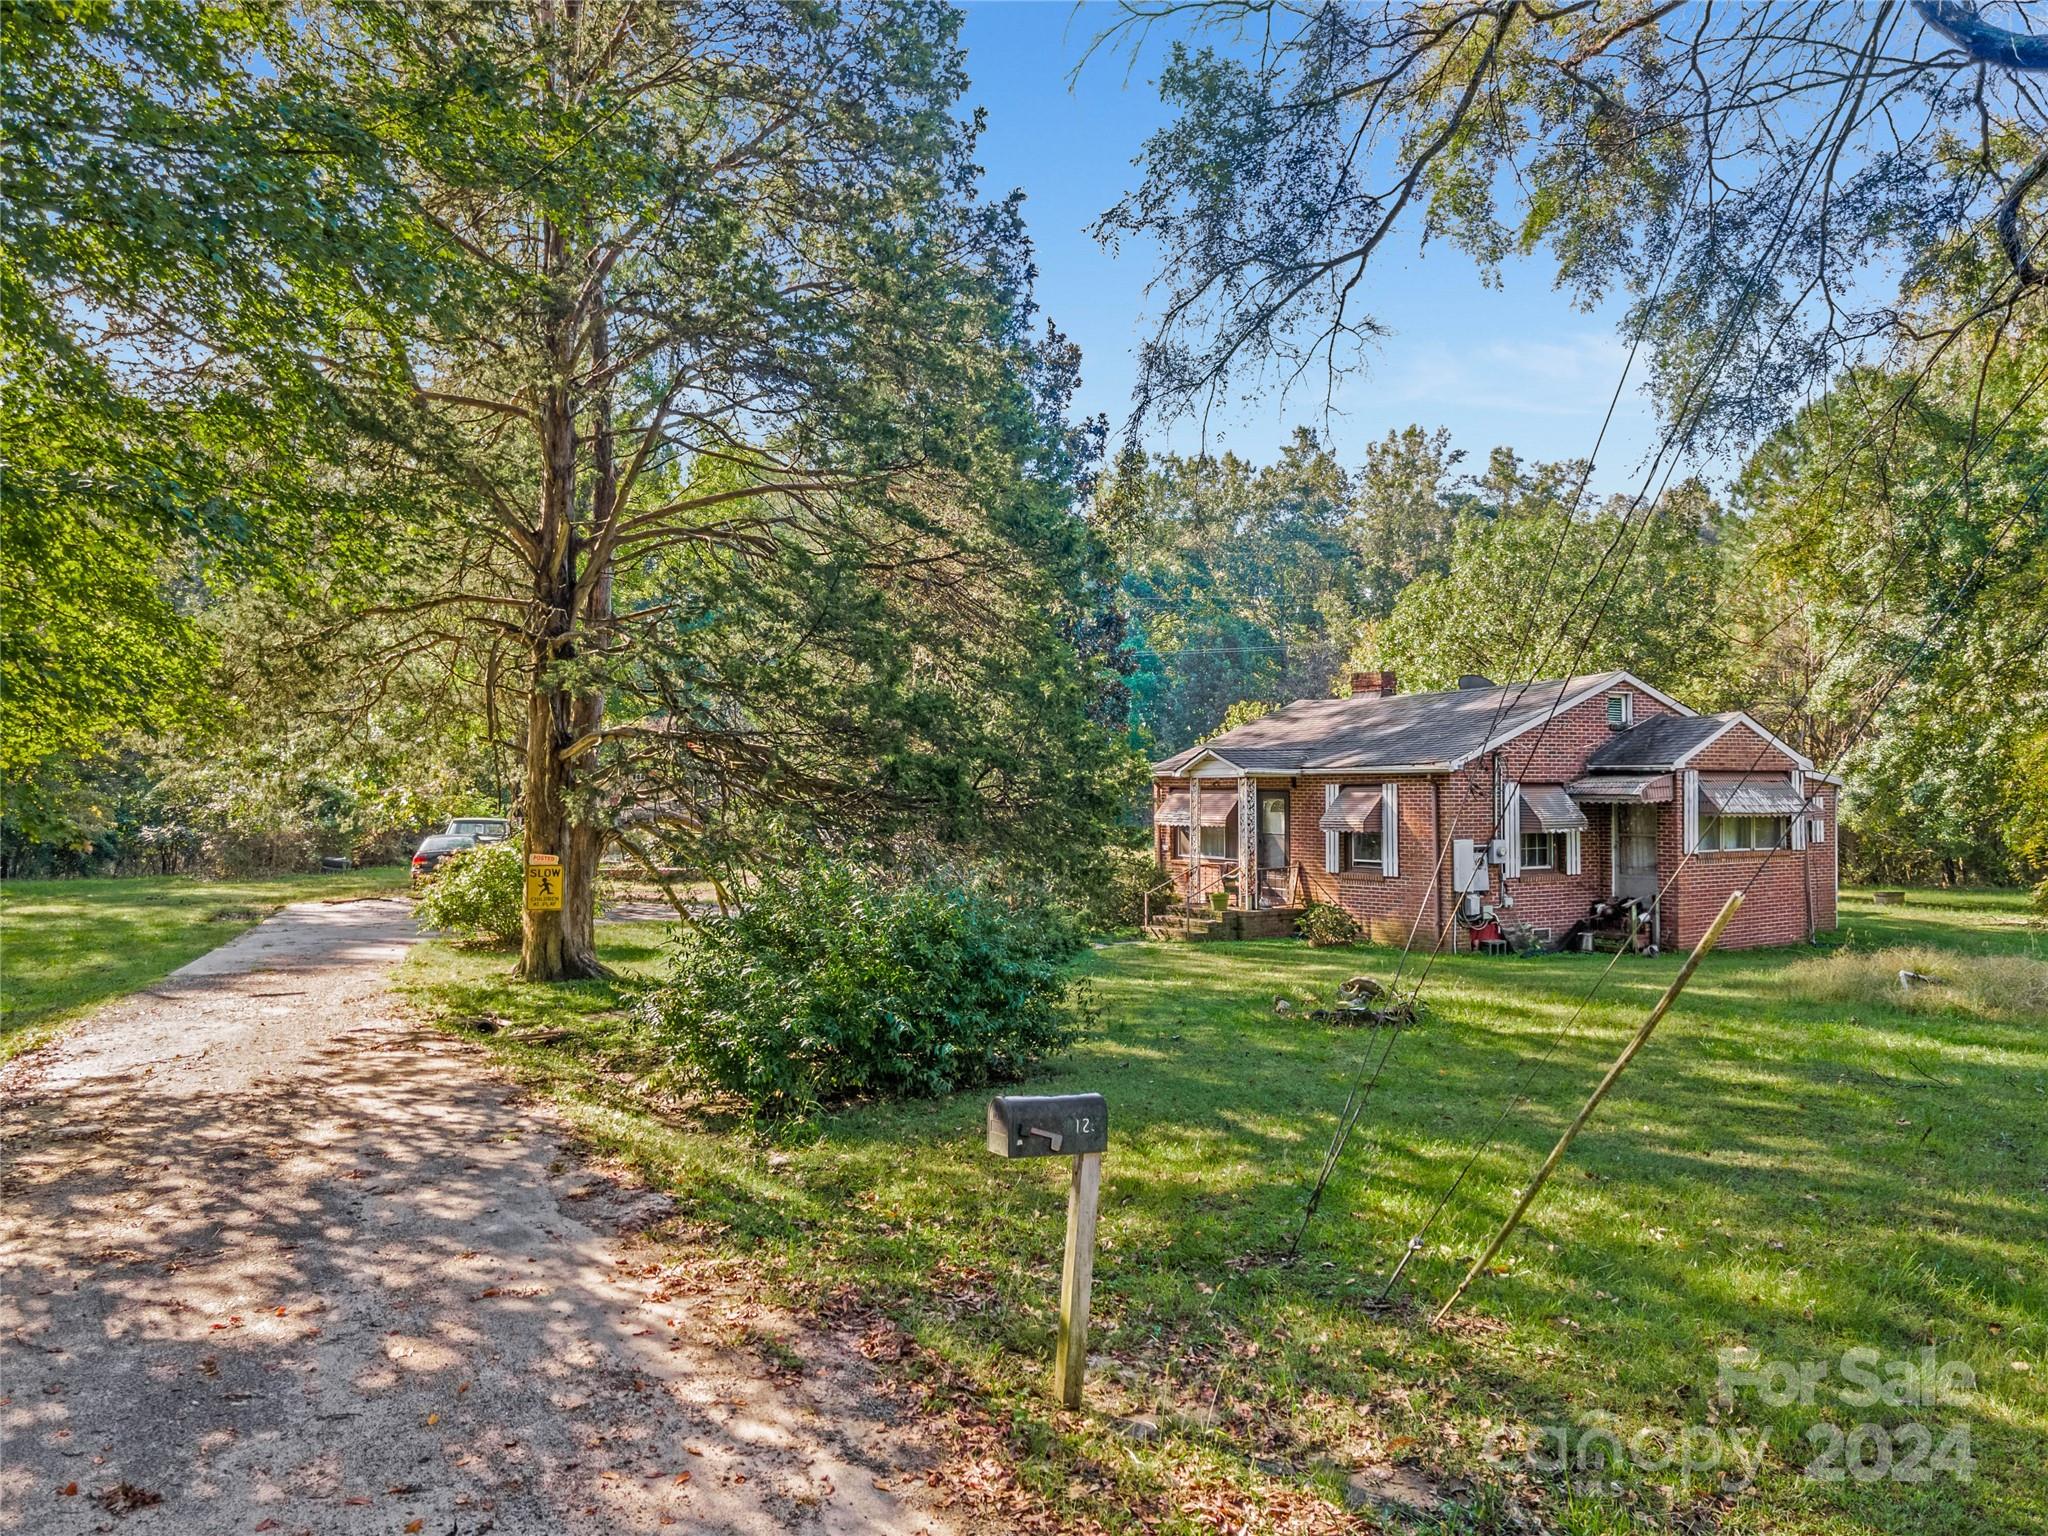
411, 833, 478, 882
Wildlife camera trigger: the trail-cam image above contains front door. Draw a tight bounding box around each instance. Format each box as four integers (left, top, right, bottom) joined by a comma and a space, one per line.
1614, 803, 1658, 907
1256, 790, 1290, 908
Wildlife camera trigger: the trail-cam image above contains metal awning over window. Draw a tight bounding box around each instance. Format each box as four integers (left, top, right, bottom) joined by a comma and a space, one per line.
1566, 773, 1673, 804
1318, 786, 1382, 832
1519, 784, 1588, 831
1156, 787, 1240, 828
1699, 780, 1806, 815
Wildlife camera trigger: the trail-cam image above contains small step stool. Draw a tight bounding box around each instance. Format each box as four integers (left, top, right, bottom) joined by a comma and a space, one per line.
1477, 937, 1510, 956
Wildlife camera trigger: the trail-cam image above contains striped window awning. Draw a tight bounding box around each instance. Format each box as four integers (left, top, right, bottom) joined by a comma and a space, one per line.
1156, 787, 1239, 828
1519, 784, 1588, 831
1566, 773, 1673, 804
1318, 786, 1383, 832
1700, 780, 1806, 816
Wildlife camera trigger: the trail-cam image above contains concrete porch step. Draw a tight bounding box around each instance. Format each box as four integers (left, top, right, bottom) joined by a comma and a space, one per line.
1144, 908, 1302, 942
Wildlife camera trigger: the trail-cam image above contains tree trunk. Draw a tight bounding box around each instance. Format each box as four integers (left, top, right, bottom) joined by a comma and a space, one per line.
516, 351, 606, 980
560, 283, 616, 971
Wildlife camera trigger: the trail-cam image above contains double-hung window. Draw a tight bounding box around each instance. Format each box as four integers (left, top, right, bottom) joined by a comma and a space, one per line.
1201, 823, 1230, 860
1344, 828, 1382, 870
1519, 829, 1557, 870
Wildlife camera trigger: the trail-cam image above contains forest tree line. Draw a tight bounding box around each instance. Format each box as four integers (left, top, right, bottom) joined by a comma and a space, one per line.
1108, 364, 2048, 890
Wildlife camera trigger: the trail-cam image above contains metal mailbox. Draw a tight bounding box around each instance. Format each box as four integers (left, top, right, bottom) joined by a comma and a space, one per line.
986, 1093, 1108, 1159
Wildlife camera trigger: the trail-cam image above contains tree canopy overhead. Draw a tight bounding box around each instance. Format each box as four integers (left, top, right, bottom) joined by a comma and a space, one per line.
1093, 0, 2047, 443
0, 0, 447, 780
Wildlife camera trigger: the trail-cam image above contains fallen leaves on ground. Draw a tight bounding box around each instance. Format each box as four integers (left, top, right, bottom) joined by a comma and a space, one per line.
93, 1483, 161, 1514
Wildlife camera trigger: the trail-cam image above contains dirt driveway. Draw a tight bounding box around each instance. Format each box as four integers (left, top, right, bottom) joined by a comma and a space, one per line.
0, 899, 953, 1535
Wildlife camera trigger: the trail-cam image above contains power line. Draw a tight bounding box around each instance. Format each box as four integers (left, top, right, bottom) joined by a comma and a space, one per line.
1382, 444, 2048, 1306
1274, 0, 2048, 1241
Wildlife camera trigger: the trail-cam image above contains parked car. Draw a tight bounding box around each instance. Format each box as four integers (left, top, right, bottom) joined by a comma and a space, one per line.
411, 832, 479, 881
443, 817, 512, 844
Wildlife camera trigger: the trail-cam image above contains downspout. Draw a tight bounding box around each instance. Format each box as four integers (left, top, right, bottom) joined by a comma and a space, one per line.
1663, 769, 1678, 951
1433, 776, 1447, 954
1499, 753, 1515, 921
1801, 779, 1817, 943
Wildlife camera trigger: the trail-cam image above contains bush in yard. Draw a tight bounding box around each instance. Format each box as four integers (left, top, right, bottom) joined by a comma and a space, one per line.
1060, 842, 1158, 934
413, 840, 524, 945
1296, 900, 1363, 947
647, 861, 1084, 1121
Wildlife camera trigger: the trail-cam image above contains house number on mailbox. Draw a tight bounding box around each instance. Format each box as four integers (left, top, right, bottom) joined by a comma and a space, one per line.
986, 1092, 1108, 1409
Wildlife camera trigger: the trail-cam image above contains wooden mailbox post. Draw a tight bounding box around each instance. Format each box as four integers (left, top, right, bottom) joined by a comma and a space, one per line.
987, 1093, 1107, 1409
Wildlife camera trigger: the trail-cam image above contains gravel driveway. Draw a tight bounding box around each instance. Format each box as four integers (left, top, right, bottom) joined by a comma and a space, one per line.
0, 899, 952, 1535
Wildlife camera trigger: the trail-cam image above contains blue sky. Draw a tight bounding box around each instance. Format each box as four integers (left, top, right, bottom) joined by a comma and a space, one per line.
957, 1, 1670, 496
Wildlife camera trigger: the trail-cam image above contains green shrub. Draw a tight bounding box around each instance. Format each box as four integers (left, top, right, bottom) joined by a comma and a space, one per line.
414, 840, 524, 945
1297, 900, 1363, 947
646, 861, 1084, 1121
1060, 843, 1160, 934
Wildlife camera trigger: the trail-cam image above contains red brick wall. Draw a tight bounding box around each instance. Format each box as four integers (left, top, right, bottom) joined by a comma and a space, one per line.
1293, 770, 1465, 950
1666, 721, 1833, 950
1810, 784, 1839, 932
1489, 684, 1663, 939
1672, 842, 1808, 948
1688, 720, 1798, 775
1495, 683, 1680, 783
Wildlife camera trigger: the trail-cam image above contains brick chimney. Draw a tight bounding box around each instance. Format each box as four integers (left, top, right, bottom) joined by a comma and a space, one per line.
1350, 670, 1397, 698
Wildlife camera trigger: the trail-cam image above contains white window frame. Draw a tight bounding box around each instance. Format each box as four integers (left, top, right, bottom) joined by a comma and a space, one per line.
1703, 814, 1791, 852
1345, 828, 1383, 870
1519, 828, 1557, 870
1607, 692, 1634, 728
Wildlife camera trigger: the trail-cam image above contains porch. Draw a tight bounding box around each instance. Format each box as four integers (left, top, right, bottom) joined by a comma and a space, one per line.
1150, 776, 1313, 922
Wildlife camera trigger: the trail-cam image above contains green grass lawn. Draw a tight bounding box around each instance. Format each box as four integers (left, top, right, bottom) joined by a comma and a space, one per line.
0, 867, 412, 1060
400, 890, 2047, 1535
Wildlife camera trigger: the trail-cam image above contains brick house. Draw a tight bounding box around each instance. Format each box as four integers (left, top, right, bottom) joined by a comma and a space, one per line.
1150, 670, 1839, 952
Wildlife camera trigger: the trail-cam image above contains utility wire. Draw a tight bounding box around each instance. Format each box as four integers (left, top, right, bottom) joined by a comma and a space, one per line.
1383, 443, 2048, 1302
1283, 6, 2043, 1249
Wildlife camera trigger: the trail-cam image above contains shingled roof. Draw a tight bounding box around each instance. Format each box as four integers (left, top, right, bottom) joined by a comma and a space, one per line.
1584, 713, 1733, 771
1152, 671, 1649, 776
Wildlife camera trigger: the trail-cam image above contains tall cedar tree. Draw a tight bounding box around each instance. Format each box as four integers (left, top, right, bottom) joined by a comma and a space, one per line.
296, 0, 1129, 978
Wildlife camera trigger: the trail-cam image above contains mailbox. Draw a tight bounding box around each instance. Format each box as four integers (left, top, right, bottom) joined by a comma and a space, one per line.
987, 1093, 1108, 1159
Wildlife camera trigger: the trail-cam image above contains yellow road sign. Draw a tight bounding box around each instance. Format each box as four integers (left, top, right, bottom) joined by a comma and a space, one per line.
525, 859, 563, 912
